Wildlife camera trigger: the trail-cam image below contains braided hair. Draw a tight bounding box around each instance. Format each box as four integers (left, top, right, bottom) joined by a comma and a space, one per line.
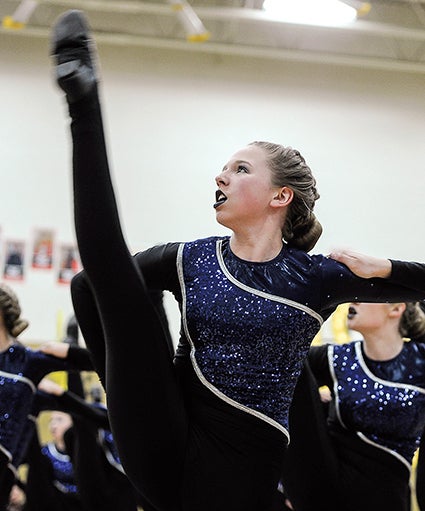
0, 282, 29, 337
249, 141, 322, 252
399, 302, 425, 342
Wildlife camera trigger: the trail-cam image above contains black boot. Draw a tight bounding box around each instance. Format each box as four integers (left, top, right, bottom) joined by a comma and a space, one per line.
64, 314, 79, 346
51, 9, 97, 103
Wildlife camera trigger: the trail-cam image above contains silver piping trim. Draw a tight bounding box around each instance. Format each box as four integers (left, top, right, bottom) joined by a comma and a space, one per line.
7, 463, 18, 478
356, 432, 411, 472
98, 430, 125, 474
0, 370, 36, 393
216, 239, 324, 325
355, 341, 425, 394
0, 443, 12, 461
177, 242, 290, 442
328, 344, 347, 429
47, 442, 70, 462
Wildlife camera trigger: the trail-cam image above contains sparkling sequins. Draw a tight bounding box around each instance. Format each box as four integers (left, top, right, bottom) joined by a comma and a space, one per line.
42, 443, 77, 494
180, 237, 322, 434
331, 341, 425, 464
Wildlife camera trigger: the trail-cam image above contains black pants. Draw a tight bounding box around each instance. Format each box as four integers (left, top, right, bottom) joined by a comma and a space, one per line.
282, 361, 411, 511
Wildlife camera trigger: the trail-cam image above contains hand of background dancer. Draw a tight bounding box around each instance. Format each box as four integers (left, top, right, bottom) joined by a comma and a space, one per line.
39, 341, 70, 358
38, 377, 65, 396
328, 249, 392, 279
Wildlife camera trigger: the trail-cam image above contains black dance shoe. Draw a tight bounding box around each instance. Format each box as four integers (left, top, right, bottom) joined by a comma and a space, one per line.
51, 9, 97, 103
63, 314, 79, 346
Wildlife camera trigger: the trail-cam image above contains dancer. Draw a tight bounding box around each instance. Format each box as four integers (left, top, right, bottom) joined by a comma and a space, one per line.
37, 377, 153, 511
51, 9, 425, 511
0, 282, 94, 508
24, 410, 85, 511
283, 302, 425, 511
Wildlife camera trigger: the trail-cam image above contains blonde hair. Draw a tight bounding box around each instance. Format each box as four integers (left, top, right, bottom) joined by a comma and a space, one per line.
249, 141, 322, 252
0, 282, 29, 337
399, 302, 425, 341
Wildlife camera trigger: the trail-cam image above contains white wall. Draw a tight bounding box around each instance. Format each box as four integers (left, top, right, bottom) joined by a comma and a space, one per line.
1, 31, 424, 344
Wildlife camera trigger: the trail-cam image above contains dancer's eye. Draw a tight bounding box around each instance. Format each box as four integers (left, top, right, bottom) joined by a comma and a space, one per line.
236, 165, 248, 174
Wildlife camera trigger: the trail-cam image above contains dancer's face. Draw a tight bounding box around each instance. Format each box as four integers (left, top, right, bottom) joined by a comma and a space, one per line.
214, 145, 284, 230
49, 411, 72, 441
347, 302, 398, 334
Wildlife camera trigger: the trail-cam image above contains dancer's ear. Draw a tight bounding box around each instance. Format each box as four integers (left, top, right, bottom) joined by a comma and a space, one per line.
271, 186, 294, 209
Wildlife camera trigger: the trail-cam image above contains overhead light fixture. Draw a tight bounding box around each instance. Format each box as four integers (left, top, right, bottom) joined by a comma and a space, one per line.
2, 0, 38, 30
263, 0, 361, 26
168, 0, 210, 42
340, 0, 371, 17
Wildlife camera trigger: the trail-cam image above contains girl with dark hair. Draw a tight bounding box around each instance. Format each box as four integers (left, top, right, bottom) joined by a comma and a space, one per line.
0, 282, 93, 509
51, 9, 425, 511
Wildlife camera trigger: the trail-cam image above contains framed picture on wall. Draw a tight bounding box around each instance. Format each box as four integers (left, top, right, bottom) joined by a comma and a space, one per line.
3, 240, 25, 281
31, 228, 54, 270
57, 244, 80, 285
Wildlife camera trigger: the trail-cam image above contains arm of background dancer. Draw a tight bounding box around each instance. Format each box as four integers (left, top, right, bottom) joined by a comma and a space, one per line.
307, 345, 333, 388
38, 377, 65, 396
39, 342, 94, 370
59, 392, 110, 429
39, 340, 69, 358
328, 249, 392, 279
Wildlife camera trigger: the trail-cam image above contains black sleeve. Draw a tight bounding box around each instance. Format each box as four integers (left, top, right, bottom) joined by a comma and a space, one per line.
66, 345, 95, 370
390, 260, 425, 293
24, 431, 58, 511
58, 392, 110, 430
320, 257, 425, 317
307, 345, 333, 388
134, 243, 181, 297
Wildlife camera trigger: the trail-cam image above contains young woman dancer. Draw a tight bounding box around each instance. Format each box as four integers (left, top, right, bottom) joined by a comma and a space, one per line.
24, 410, 85, 511
36, 377, 153, 511
51, 9, 425, 511
283, 302, 425, 511
0, 282, 94, 508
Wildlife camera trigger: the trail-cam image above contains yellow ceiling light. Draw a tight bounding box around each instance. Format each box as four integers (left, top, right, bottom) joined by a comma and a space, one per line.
2, 0, 38, 30
340, 1, 372, 17
168, 0, 210, 42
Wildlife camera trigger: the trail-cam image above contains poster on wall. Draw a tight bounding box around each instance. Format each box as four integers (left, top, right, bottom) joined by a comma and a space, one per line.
57, 244, 80, 285
3, 240, 25, 281
31, 228, 54, 270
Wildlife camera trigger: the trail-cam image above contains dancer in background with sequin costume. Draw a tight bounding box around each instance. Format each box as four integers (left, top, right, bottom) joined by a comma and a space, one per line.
50, 10, 425, 511
0, 282, 94, 509
24, 410, 85, 511
282, 302, 425, 511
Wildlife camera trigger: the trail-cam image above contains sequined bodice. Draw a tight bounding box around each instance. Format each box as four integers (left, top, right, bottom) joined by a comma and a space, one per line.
330, 341, 425, 464
42, 442, 77, 494
178, 237, 323, 437
0, 344, 74, 458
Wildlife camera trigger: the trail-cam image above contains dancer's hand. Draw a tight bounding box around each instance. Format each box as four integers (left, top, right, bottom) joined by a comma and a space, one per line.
38, 377, 65, 396
329, 249, 391, 278
39, 341, 70, 358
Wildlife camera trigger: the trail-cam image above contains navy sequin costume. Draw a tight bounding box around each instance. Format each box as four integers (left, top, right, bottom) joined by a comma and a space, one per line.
0, 343, 92, 508
65, 87, 425, 511
330, 340, 425, 468
41, 442, 77, 494
0, 344, 92, 464
282, 340, 425, 511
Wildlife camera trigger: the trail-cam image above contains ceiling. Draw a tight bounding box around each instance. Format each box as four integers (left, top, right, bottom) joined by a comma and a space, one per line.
2, 0, 425, 73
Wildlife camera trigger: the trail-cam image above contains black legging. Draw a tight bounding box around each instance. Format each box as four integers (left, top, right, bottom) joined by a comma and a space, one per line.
282, 361, 411, 511
282, 360, 339, 511
67, 89, 187, 511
